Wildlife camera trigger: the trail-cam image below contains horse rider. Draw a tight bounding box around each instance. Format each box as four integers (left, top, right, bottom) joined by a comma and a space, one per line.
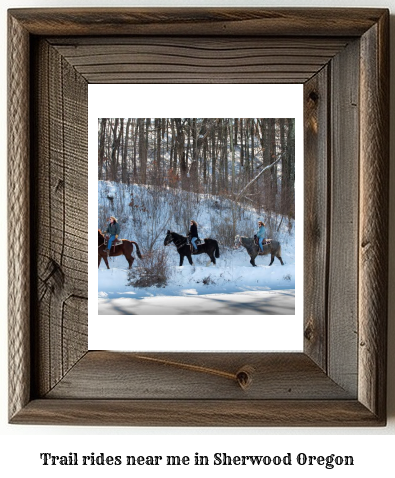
189, 220, 199, 253
105, 216, 120, 255
256, 220, 266, 252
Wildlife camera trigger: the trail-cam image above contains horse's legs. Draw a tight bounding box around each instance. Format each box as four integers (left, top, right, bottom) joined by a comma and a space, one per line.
208, 252, 215, 265
179, 254, 184, 266
187, 254, 193, 266
269, 254, 274, 266
250, 255, 257, 267
277, 255, 284, 265
99, 253, 111, 269
126, 256, 134, 269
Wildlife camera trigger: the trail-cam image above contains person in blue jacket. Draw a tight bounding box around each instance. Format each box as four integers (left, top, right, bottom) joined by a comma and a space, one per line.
256, 220, 266, 252
105, 216, 120, 254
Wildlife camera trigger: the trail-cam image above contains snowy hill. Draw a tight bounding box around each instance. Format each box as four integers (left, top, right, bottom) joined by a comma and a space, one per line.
98, 181, 295, 314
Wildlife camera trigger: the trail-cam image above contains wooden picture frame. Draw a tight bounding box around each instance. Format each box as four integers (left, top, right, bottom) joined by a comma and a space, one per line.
8, 8, 389, 426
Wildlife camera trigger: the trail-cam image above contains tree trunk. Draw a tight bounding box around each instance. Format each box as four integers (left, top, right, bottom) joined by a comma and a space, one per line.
229, 119, 235, 194
110, 118, 121, 182
138, 118, 147, 184
211, 127, 216, 196
240, 118, 244, 167
155, 118, 161, 181
122, 118, 131, 184
245, 119, 250, 185
98, 118, 107, 181
285, 118, 295, 217
269, 118, 277, 211
250, 119, 255, 182
175, 119, 187, 188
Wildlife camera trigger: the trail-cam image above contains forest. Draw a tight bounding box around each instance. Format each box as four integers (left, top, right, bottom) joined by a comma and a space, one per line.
98, 118, 295, 220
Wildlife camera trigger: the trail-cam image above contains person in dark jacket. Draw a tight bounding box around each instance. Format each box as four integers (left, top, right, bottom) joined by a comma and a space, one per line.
189, 220, 198, 253
105, 216, 120, 254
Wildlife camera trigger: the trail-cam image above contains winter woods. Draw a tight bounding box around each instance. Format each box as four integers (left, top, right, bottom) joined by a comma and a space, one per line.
97, 117, 296, 304
98, 118, 295, 220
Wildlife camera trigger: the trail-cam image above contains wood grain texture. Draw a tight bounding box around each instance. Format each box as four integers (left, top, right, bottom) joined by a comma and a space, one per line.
303, 67, 329, 370
8, 13, 31, 421
7, 8, 389, 426
327, 40, 360, 396
49, 37, 350, 84
11, 399, 384, 427
31, 39, 88, 397
359, 12, 389, 420
8, 8, 387, 37
46, 352, 354, 400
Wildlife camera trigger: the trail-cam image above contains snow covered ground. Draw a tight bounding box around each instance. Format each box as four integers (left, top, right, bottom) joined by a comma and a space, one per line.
98, 236, 295, 315
97, 181, 296, 315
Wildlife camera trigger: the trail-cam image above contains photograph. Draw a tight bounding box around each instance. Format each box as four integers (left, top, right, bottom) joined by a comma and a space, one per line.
97, 117, 296, 316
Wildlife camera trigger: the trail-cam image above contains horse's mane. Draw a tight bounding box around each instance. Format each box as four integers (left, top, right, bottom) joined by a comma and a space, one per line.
170, 231, 187, 241
240, 235, 254, 245
98, 229, 105, 245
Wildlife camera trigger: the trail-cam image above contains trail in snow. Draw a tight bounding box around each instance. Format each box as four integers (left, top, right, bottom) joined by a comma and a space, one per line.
99, 290, 295, 315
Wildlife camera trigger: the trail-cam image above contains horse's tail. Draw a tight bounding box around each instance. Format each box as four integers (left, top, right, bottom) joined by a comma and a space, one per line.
214, 240, 220, 258
131, 241, 143, 259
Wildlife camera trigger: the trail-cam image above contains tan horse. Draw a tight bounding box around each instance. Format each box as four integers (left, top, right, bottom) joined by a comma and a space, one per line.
98, 229, 142, 269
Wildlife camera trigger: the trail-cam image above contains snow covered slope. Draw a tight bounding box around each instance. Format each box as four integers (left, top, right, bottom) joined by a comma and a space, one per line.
98, 181, 296, 314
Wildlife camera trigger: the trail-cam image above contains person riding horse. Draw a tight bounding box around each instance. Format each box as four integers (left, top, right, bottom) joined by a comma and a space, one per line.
256, 220, 266, 252
188, 220, 199, 253
104, 216, 120, 255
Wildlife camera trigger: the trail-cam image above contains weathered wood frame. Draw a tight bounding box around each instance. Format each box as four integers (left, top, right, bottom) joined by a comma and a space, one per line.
8, 8, 389, 426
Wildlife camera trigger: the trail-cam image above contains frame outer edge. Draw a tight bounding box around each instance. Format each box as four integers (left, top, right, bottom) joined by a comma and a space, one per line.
6, 7, 389, 427
359, 10, 389, 419
8, 13, 31, 420
7, 7, 387, 37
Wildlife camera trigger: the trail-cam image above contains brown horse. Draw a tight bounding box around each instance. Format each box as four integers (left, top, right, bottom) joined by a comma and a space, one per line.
98, 229, 142, 269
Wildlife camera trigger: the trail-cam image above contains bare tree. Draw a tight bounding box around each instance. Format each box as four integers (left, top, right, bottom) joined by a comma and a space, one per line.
98, 118, 107, 180
110, 118, 122, 182
138, 118, 147, 184
98, 117, 295, 221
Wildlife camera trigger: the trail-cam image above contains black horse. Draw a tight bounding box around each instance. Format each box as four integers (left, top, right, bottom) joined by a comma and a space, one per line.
164, 230, 220, 266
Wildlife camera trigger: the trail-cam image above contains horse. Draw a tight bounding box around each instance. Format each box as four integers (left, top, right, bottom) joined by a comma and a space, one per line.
164, 230, 220, 266
98, 229, 142, 269
234, 234, 284, 267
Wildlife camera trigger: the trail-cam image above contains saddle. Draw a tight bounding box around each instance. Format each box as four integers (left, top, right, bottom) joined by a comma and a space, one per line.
254, 235, 272, 249
188, 237, 202, 254
104, 236, 123, 251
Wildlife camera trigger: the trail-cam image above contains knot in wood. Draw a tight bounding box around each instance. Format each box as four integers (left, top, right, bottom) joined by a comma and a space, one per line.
308, 90, 319, 103
236, 365, 255, 390
304, 322, 314, 341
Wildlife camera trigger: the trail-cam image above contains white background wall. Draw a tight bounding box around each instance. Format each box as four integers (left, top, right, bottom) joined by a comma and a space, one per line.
1, 0, 394, 476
